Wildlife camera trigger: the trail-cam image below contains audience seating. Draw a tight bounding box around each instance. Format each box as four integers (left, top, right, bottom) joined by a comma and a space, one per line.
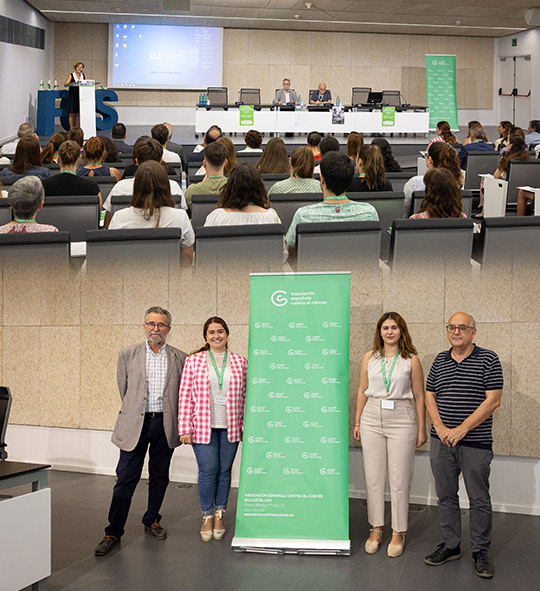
0, 231, 71, 261
388, 218, 474, 266
95, 176, 117, 199
481, 176, 508, 217
33, 195, 100, 241
195, 223, 284, 270
506, 160, 540, 208
351, 87, 371, 105
411, 190, 474, 217
109, 193, 184, 217
191, 194, 219, 228
463, 152, 501, 190
268, 194, 323, 229
239, 88, 261, 105
386, 171, 416, 191
0, 200, 11, 225
261, 173, 289, 191
235, 153, 262, 164
295, 220, 381, 270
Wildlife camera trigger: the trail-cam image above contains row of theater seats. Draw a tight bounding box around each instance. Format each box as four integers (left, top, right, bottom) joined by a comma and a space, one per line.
0, 218, 538, 269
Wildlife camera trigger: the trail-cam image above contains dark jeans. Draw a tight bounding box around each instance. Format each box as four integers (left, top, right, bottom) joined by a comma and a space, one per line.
105, 414, 174, 538
430, 437, 493, 553
192, 428, 239, 516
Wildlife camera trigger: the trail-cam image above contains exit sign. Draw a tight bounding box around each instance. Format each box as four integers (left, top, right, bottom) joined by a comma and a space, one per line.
512, 38, 517, 47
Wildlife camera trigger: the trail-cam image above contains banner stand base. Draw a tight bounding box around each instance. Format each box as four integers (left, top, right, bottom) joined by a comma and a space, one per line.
231, 537, 350, 556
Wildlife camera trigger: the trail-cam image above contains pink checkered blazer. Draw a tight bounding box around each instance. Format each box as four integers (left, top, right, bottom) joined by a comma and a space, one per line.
178, 350, 247, 444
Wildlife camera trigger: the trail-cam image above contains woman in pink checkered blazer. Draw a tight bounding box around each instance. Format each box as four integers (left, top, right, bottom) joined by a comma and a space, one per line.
178, 316, 247, 542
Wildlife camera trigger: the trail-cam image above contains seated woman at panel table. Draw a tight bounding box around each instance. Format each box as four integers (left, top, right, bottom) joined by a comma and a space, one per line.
409, 168, 467, 219
348, 145, 393, 193
108, 160, 194, 266
403, 142, 463, 217
371, 138, 402, 172
255, 137, 289, 174
76, 137, 121, 182
40, 132, 68, 164
268, 147, 322, 195
426, 121, 458, 150
0, 176, 57, 233
0, 136, 51, 180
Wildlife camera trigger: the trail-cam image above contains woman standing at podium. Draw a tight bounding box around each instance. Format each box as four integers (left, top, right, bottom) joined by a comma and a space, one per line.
64, 62, 87, 130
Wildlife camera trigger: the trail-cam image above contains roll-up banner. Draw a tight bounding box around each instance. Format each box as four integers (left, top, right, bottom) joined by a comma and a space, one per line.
232, 272, 351, 555
425, 54, 459, 132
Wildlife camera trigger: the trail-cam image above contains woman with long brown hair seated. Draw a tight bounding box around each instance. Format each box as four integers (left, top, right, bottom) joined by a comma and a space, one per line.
40, 132, 68, 164
349, 145, 393, 192
77, 137, 121, 181
426, 121, 458, 149
255, 137, 289, 174
268, 147, 322, 195
0, 135, 51, 179
409, 168, 466, 219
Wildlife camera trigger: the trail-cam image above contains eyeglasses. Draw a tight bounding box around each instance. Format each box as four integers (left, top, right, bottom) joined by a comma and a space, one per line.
446, 324, 473, 333
145, 322, 170, 330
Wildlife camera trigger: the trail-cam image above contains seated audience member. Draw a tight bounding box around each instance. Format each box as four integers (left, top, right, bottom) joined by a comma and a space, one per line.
494, 120, 513, 151
285, 151, 378, 251
40, 132, 68, 164
189, 125, 223, 164
457, 125, 494, 169
256, 138, 289, 174
348, 145, 393, 192
403, 142, 463, 216
310, 83, 332, 105
426, 121, 458, 149
194, 136, 236, 176
239, 129, 263, 153
0, 176, 57, 233
111, 123, 133, 154
103, 137, 187, 227
409, 168, 466, 219
1, 136, 51, 179
525, 120, 540, 148
77, 137, 121, 181
307, 132, 322, 162
204, 163, 282, 227
42, 140, 101, 203
151, 124, 181, 165
371, 138, 402, 172
122, 136, 176, 179
163, 123, 186, 171
67, 126, 84, 148
462, 120, 488, 146
184, 141, 228, 209
347, 132, 364, 161
314, 136, 341, 173
268, 147, 321, 195
101, 137, 119, 164
1, 122, 36, 155
108, 161, 194, 266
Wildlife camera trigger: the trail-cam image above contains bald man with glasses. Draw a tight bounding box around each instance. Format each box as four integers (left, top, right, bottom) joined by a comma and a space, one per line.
95, 306, 187, 556
423, 312, 503, 578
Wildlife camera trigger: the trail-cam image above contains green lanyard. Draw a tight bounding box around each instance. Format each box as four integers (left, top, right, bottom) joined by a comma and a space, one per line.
13, 218, 36, 223
208, 349, 228, 390
381, 349, 400, 393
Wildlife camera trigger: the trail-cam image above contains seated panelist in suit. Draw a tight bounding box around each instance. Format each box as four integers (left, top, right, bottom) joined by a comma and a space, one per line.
94, 307, 187, 557
310, 82, 332, 105
273, 78, 298, 105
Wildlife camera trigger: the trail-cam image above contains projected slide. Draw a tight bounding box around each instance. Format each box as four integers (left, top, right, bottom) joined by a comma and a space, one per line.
108, 24, 223, 90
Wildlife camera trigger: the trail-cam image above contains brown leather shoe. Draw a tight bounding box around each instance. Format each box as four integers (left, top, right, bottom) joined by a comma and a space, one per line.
144, 520, 167, 540
95, 535, 119, 556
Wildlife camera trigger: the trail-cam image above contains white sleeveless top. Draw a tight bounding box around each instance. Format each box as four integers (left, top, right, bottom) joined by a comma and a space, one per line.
364, 353, 413, 400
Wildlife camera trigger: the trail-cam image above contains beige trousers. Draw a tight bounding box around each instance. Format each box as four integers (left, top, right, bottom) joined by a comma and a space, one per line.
359, 397, 417, 532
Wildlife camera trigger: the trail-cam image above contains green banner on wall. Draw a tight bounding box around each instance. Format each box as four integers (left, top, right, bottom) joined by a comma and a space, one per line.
239, 105, 254, 126
232, 272, 351, 555
425, 54, 459, 131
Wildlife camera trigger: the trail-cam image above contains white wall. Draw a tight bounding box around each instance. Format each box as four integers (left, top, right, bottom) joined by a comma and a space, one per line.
0, 0, 54, 144
6, 424, 540, 516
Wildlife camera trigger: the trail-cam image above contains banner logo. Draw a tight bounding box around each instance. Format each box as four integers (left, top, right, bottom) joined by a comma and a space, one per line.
271, 290, 288, 307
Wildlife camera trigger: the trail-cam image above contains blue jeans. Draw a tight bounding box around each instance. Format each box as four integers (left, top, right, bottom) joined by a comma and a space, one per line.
192, 428, 239, 516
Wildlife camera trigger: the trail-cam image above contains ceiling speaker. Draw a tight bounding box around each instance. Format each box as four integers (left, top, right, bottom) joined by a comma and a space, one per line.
162, 0, 191, 10
525, 9, 540, 26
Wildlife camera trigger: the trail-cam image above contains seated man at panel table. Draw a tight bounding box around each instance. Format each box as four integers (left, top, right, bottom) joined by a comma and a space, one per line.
184, 142, 228, 210
42, 140, 101, 206
151, 124, 181, 165
310, 82, 332, 105
285, 151, 379, 253
111, 123, 133, 155
273, 78, 298, 106
457, 125, 494, 170
0, 122, 37, 155
103, 137, 187, 228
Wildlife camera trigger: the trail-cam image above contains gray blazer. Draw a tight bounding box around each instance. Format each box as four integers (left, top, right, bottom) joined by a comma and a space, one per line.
273, 88, 298, 105
111, 342, 187, 452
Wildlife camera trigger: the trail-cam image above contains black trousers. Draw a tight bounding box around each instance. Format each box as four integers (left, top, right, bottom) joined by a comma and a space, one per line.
105, 414, 175, 538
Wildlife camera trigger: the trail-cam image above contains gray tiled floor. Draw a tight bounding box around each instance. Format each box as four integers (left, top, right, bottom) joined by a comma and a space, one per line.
25, 469, 540, 591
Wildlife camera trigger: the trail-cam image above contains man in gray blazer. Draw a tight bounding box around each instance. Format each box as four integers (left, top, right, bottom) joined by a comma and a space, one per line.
95, 306, 187, 556
273, 78, 298, 105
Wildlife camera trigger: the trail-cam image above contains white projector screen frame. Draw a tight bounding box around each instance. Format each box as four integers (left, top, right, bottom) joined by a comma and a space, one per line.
107, 23, 223, 90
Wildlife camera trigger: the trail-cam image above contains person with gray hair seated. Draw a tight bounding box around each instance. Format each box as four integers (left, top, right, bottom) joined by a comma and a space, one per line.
0, 122, 37, 155
0, 176, 58, 233
457, 125, 494, 169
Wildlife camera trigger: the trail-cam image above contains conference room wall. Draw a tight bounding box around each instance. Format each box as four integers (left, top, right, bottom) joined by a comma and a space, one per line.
0, 0, 54, 144
53, 24, 494, 113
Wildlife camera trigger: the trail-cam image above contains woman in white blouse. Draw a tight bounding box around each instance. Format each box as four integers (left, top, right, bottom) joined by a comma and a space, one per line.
109, 160, 194, 266
64, 61, 87, 129
353, 312, 426, 558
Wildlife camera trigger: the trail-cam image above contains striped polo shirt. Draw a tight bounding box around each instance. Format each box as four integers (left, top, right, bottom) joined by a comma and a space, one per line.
426, 345, 503, 449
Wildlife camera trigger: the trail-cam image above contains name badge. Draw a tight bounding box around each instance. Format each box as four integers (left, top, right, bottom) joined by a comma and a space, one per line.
214, 396, 227, 406
381, 399, 395, 410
